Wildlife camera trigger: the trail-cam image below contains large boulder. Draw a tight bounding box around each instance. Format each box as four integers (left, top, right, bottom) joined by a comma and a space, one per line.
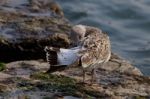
0, 56, 148, 98
0, 0, 72, 62
0, 1, 149, 99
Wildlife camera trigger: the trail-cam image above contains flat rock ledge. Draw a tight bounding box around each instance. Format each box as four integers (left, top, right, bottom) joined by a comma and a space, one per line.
0, 54, 149, 99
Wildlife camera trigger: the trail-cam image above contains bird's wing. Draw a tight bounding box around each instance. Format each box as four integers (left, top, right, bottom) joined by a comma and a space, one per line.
80, 29, 111, 67
57, 48, 80, 65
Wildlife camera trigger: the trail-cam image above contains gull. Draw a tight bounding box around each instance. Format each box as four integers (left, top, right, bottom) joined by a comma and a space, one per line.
44, 25, 111, 84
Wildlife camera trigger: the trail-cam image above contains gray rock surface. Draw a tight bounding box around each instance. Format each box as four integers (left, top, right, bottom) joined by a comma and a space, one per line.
0, 54, 149, 99
0, 0, 71, 62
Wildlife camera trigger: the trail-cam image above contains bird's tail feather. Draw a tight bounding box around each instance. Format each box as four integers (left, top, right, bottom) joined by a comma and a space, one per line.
46, 65, 68, 73
44, 46, 80, 72
44, 46, 71, 73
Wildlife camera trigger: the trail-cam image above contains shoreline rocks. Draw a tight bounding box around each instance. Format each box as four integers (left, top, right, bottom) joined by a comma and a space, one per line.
0, 53, 149, 98
0, 0, 71, 62
0, 0, 149, 99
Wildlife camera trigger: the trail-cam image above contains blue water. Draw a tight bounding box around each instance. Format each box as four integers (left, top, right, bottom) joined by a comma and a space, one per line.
57, 0, 150, 76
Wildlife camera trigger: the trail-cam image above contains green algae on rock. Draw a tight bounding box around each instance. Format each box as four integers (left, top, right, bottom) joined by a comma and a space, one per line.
0, 62, 5, 71
31, 72, 77, 94
0, 58, 149, 98
30, 72, 109, 98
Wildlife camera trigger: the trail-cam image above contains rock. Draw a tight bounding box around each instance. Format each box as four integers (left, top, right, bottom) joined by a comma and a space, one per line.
102, 53, 142, 76
2, 53, 142, 79
0, 0, 71, 62
0, 83, 11, 92
4, 60, 49, 78
0, 56, 149, 98
0, 72, 12, 81
0, 0, 149, 98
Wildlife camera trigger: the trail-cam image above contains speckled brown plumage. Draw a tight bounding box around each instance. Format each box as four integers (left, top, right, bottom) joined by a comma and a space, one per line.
79, 26, 111, 68
74, 25, 111, 83
44, 25, 111, 84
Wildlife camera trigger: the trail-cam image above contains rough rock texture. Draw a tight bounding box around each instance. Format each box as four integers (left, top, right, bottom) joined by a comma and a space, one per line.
105, 53, 142, 76
0, 54, 149, 99
0, 0, 149, 99
0, 0, 71, 62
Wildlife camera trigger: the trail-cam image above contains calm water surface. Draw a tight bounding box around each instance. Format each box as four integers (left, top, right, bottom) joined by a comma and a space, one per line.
57, 0, 150, 76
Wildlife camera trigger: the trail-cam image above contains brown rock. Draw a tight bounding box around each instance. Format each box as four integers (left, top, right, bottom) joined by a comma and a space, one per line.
0, 58, 149, 98
0, 83, 10, 92
102, 53, 142, 75
0, 0, 71, 62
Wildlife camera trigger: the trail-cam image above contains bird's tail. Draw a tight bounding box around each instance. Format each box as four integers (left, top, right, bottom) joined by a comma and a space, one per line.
44, 46, 69, 73
44, 46, 58, 65
44, 46, 81, 72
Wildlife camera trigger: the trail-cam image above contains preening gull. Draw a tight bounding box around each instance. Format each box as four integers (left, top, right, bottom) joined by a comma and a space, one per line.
44, 24, 111, 84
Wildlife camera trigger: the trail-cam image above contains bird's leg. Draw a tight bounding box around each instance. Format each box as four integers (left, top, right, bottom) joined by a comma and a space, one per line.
82, 69, 86, 83
91, 68, 95, 84
77, 69, 86, 85
91, 68, 99, 84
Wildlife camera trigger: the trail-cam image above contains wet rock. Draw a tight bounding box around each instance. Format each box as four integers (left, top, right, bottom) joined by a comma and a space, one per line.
0, 0, 71, 62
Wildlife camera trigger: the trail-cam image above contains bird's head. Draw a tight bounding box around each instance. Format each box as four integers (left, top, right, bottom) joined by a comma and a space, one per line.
72, 25, 86, 40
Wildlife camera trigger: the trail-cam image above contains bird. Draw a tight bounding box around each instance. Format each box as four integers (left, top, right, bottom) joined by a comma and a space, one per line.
44, 24, 111, 84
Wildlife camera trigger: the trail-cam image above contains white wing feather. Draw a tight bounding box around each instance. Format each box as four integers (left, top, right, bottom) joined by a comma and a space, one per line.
57, 47, 80, 65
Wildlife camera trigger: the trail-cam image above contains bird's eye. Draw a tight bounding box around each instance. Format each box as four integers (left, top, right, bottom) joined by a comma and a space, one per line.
78, 35, 81, 40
